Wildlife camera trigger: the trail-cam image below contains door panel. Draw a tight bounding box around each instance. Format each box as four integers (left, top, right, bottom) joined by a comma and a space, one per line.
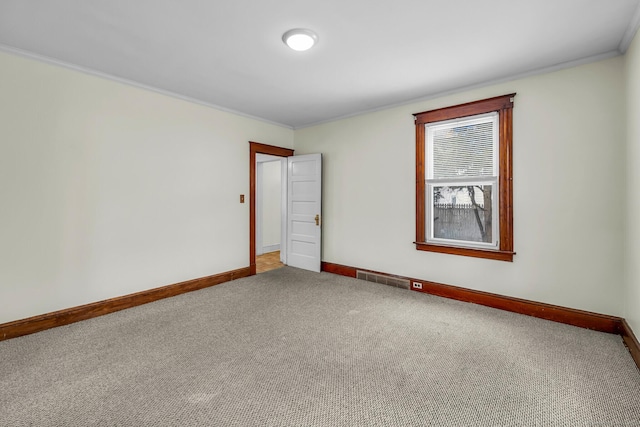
286, 154, 322, 272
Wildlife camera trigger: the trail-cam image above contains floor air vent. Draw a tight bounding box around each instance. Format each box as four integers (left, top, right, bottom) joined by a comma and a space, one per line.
356, 271, 410, 290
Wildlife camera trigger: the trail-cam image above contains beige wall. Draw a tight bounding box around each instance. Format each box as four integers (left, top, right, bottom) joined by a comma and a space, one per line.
0, 46, 634, 326
295, 56, 626, 316
625, 31, 640, 334
262, 160, 282, 248
0, 51, 293, 323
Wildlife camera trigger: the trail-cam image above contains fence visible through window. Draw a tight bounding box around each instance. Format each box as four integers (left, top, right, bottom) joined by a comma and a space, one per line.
433, 203, 490, 243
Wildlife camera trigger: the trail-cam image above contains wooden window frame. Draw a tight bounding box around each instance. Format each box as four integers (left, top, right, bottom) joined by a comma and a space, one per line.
414, 94, 515, 262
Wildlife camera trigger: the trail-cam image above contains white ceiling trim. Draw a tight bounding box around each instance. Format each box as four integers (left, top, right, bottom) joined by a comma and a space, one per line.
0, 43, 623, 132
0, 43, 293, 130
294, 50, 622, 130
620, 2, 640, 53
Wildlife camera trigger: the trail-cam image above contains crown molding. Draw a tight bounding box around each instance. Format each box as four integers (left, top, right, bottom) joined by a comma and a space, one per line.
619, 2, 640, 53
0, 43, 623, 132
294, 50, 621, 130
0, 44, 293, 130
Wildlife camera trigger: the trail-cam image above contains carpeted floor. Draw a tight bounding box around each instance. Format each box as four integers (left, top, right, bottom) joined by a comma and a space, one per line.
1, 267, 639, 426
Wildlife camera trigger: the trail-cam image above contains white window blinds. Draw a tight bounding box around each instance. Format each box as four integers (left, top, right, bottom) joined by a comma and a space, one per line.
427, 113, 498, 180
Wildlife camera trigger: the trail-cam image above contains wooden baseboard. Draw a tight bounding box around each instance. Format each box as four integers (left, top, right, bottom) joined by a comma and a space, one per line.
620, 319, 640, 370
322, 261, 640, 370
416, 279, 621, 333
321, 262, 621, 334
321, 262, 357, 278
0, 266, 251, 342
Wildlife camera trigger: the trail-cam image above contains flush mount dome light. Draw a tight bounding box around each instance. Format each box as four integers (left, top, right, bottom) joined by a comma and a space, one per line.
282, 28, 318, 51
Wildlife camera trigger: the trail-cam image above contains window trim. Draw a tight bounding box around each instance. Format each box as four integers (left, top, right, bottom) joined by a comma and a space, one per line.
414, 94, 515, 262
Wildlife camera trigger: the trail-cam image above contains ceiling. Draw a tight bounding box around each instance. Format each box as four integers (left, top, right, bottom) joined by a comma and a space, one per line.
1, 1, 639, 129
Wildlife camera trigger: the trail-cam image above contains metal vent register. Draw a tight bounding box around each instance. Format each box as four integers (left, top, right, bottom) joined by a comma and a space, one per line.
356, 271, 410, 290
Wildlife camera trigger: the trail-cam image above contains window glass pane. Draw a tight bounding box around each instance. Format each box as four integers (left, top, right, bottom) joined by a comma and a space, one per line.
430, 184, 494, 244
431, 117, 495, 179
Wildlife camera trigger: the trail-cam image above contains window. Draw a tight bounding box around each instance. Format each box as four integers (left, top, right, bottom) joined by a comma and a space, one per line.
414, 94, 515, 261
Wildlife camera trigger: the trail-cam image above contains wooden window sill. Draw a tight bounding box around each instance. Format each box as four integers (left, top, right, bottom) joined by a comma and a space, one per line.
414, 242, 515, 262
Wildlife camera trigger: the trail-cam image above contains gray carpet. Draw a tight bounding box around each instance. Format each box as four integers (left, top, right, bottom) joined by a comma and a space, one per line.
1, 267, 639, 426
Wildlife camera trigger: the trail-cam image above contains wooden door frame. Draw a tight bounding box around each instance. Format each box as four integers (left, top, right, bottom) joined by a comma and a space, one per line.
249, 141, 294, 275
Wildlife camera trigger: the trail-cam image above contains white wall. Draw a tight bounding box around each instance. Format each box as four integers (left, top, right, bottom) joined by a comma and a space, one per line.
261, 161, 282, 250
295, 56, 626, 316
0, 47, 632, 325
625, 31, 640, 334
0, 51, 293, 323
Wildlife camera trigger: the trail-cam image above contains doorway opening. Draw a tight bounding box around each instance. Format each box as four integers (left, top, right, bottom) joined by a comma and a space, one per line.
256, 251, 285, 274
249, 142, 294, 275
255, 154, 285, 273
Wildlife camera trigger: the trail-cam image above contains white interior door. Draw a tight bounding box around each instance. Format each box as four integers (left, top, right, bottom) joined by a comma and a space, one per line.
286, 154, 322, 272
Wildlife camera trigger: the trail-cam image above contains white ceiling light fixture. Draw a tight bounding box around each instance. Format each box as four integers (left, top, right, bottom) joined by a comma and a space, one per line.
282, 28, 318, 51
